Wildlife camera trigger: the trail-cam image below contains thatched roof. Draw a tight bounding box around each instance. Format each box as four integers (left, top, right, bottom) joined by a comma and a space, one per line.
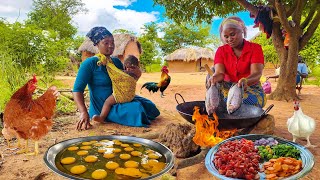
78, 34, 142, 56
165, 47, 214, 62
78, 37, 98, 54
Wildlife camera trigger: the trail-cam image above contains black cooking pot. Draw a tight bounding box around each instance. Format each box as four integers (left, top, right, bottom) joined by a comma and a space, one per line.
175, 93, 273, 130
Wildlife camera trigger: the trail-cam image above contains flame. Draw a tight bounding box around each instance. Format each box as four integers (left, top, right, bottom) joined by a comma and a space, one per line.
192, 106, 237, 147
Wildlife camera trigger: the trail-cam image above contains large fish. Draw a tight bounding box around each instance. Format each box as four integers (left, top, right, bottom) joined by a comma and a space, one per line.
205, 84, 220, 115
226, 84, 243, 114
204, 64, 220, 115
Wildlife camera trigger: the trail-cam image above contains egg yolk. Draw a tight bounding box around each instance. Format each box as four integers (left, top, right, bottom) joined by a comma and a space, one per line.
124, 147, 134, 152
61, 157, 76, 165
80, 146, 91, 150
67, 146, 79, 151
98, 149, 106, 153
120, 144, 130, 147
113, 140, 122, 145
122, 168, 142, 178
131, 151, 142, 156
145, 149, 154, 154
90, 140, 98, 144
91, 169, 107, 179
82, 141, 92, 146
112, 148, 122, 153
103, 153, 115, 159
105, 161, 119, 170
124, 160, 139, 168
115, 167, 125, 174
100, 139, 110, 142
77, 150, 89, 156
148, 153, 160, 159
70, 165, 87, 174
133, 143, 142, 147
119, 154, 131, 160
94, 143, 102, 146
84, 155, 98, 163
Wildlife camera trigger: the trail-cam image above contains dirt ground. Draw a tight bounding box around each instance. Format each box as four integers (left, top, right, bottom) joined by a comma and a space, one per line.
0, 69, 319, 180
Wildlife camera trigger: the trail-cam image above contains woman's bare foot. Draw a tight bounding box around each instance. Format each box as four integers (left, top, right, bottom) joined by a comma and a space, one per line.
92, 115, 105, 123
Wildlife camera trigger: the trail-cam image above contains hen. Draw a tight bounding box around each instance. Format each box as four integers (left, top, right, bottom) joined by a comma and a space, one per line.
140, 66, 171, 98
287, 101, 316, 148
2, 75, 58, 155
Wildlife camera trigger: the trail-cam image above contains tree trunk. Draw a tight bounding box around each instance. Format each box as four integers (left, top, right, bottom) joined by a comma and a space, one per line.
268, 23, 300, 101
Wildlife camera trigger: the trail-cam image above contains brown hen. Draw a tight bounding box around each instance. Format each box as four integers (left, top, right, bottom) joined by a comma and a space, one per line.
2, 75, 58, 155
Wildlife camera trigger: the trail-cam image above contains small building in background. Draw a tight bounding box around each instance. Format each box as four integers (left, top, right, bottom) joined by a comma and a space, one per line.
165, 47, 214, 72
78, 34, 142, 63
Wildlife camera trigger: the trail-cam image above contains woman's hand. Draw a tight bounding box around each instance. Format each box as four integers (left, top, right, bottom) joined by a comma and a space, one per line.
238, 78, 248, 89
207, 72, 225, 87
208, 76, 219, 87
76, 112, 92, 131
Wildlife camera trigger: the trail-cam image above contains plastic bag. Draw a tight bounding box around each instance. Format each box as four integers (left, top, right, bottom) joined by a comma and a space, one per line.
262, 81, 272, 94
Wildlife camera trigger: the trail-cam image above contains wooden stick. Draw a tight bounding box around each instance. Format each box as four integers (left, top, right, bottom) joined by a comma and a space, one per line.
204, 64, 214, 76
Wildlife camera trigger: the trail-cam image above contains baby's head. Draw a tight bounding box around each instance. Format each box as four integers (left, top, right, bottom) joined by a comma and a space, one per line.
124, 55, 139, 69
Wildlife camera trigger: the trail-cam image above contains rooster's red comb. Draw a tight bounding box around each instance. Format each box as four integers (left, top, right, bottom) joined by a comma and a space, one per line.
32, 74, 37, 82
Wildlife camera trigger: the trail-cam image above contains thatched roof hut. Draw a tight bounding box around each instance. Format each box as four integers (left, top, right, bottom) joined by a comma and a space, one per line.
78, 34, 142, 63
165, 47, 214, 72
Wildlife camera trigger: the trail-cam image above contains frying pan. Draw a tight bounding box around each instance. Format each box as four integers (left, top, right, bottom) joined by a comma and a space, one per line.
175, 93, 274, 130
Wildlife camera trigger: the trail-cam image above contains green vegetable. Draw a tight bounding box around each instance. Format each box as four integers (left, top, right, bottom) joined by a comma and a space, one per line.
257, 144, 300, 160
271, 144, 300, 159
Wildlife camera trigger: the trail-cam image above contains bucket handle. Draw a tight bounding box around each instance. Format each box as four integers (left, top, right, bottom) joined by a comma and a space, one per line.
261, 104, 274, 116
175, 93, 186, 105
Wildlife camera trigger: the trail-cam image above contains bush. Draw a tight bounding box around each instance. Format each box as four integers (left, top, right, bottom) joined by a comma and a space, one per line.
145, 64, 162, 72
307, 66, 320, 86
56, 96, 77, 115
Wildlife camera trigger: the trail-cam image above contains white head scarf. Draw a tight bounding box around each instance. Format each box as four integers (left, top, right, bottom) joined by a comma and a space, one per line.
219, 16, 247, 43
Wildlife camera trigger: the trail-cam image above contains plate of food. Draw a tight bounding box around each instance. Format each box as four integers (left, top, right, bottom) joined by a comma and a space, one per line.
205, 134, 314, 180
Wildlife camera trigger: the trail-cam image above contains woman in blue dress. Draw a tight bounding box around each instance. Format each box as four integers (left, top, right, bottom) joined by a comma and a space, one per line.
73, 27, 160, 130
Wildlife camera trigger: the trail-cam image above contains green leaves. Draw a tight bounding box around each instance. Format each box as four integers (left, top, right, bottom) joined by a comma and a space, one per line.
26, 0, 87, 39
154, 0, 245, 24
252, 33, 279, 68
0, 0, 86, 113
159, 21, 215, 55
138, 22, 162, 70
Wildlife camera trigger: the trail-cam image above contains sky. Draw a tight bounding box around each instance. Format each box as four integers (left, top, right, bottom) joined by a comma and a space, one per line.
0, 0, 260, 39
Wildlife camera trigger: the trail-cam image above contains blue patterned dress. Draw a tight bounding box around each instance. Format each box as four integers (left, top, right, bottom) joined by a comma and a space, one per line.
73, 56, 160, 127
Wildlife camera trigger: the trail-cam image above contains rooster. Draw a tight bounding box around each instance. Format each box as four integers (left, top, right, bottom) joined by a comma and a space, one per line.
140, 66, 171, 98
287, 101, 316, 148
2, 75, 59, 155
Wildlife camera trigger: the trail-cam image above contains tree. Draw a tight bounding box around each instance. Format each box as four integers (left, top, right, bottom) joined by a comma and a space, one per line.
113, 29, 136, 35
159, 21, 214, 55
299, 25, 320, 70
26, 0, 87, 39
154, 0, 320, 101
138, 22, 161, 70
252, 33, 279, 68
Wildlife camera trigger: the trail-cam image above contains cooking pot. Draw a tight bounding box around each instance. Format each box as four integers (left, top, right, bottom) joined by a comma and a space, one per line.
175, 93, 273, 130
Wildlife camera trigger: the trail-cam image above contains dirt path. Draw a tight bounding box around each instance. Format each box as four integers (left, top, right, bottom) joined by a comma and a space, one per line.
0, 71, 319, 180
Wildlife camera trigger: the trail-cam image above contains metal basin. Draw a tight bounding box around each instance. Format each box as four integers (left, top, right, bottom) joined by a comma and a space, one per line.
44, 135, 174, 180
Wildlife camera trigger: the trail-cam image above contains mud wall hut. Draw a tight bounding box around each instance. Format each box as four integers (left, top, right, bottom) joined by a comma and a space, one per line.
78, 34, 142, 63
165, 47, 214, 73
